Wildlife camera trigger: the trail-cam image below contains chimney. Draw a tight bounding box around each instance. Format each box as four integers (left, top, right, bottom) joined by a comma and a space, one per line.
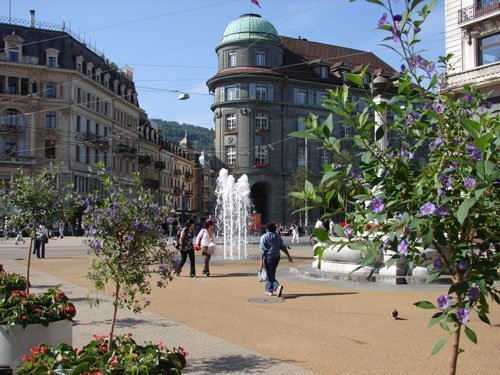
30, 10, 35, 28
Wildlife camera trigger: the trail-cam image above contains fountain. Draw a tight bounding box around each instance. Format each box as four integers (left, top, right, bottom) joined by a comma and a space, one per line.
214, 169, 251, 259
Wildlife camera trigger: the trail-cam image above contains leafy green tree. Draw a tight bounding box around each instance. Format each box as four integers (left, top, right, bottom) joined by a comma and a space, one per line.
291, 1, 499, 374
7, 168, 67, 292
81, 164, 178, 350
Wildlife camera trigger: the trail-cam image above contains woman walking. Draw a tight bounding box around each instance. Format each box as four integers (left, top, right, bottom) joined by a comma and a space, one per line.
178, 219, 196, 278
196, 220, 215, 276
291, 220, 300, 244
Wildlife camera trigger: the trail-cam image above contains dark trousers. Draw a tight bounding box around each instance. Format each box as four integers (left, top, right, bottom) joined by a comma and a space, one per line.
202, 251, 211, 274
264, 257, 280, 292
34, 238, 46, 258
178, 249, 196, 276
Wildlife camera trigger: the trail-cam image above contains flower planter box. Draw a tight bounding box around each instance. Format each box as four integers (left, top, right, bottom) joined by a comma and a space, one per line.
0, 319, 72, 371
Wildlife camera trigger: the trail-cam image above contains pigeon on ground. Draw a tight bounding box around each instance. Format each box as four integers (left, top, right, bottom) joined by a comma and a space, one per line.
391, 308, 399, 320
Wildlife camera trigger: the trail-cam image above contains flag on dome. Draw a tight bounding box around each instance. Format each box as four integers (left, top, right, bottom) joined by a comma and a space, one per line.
251, 0, 261, 8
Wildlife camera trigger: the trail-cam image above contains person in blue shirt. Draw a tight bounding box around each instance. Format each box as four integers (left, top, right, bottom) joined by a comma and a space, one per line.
260, 222, 293, 297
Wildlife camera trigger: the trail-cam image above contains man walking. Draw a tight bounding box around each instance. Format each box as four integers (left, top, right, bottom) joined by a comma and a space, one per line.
260, 222, 293, 297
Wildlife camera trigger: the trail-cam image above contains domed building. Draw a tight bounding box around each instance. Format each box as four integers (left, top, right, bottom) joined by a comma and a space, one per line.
207, 13, 395, 225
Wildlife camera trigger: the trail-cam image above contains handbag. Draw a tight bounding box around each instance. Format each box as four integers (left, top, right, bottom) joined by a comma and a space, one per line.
208, 240, 216, 253
258, 268, 267, 282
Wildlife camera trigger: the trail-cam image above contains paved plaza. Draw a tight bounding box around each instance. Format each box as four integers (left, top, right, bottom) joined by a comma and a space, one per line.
1, 237, 499, 374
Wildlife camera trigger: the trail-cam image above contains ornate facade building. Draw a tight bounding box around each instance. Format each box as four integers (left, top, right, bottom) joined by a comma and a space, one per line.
446, 0, 500, 106
207, 13, 395, 224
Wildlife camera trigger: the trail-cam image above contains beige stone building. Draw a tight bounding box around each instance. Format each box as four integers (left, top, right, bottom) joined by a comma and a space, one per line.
446, 0, 500, 106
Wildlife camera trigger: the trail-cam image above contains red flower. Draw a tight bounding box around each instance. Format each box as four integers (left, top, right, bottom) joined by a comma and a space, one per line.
340, 222, 346, 227
155, 342, 165, 350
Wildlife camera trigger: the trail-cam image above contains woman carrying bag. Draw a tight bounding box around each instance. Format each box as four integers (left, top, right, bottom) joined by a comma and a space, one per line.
195, 220, 215, 277
178, 219, 196, 278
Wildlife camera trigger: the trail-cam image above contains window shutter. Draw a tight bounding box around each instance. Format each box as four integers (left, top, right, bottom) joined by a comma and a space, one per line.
294, 88, 299, 103
219, 86, 225, 102
268, 84, 273, 100
308, 90, 314, 106
235, 84, 241, 100
249, 83, 256, 99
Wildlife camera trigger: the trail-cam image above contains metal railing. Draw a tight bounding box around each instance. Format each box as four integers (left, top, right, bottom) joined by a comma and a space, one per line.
458, 0, 500, 24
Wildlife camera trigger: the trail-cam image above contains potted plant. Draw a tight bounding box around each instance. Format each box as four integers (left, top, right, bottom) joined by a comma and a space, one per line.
15, 163, 186, 373
0, 264, 27, 300
0, 287, 75, 370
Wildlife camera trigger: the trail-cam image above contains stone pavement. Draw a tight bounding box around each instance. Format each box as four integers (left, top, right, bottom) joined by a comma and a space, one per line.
1, 237, 499, 374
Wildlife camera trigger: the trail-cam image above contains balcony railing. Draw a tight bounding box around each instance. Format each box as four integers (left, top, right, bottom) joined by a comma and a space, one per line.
0, 155, 36, 165
174, 169, 182, 175
116, 144, 137, 156
185, 171, 192, 180
154, 160, 166, 169
0, 124, 23, 134
458, 0, 500, 24
142, 178, 160, 189
138, 155, 152, 165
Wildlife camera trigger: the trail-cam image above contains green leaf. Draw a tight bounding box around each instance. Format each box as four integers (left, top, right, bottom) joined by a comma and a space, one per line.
414, 301, 436, 309
422, 228, 433, 249
429, 312, 446, 327
464, 326, 478, 344
314, 227, 330, 242
456, 198, 476, 225
304, 180, 315, 197
477, 311, 491, 325
343, 72, 363, 87
425, 271, 441, 284
474, 133, 494, 153
439, 322, 451, 333
460, 118, 480, 139
431, 338, 448, 356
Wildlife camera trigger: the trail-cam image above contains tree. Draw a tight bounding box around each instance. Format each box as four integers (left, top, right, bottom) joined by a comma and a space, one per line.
291, 1, 499, 374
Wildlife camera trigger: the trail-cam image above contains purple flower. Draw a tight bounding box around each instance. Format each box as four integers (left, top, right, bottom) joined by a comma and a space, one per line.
429, 137, 445, 150
432, 103, 445, 114
447, 161, 459, 171
484, 101, 492, 109
370, 198, 385, 214
378, 13, 388, 26
344, 226, 354, 238
426, 63, 436, 74
436, 205, 449, 217
395, 213, 403, 221
462, 94, 473, 104
418, 202, 436, 216
440, 174, 452, 188
437, 295, 451, 309
392, 28, 400, 43
458, 260, 469, 271
468, 285, 480, 301
456, 308, 470, 324
433, 259, 442, 269
466, 144, 482, 162
400, 64, 406, 73
464, 177, 476, 190
397, 239, 408, 254
381, 237, 391, 250
393, 14, 402, 22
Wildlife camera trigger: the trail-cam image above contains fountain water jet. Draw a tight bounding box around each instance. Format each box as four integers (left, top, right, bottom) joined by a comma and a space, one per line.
214, 169, 251, 259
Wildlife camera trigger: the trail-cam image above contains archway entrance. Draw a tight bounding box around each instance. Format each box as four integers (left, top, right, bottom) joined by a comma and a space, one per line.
250, 182, 269, 225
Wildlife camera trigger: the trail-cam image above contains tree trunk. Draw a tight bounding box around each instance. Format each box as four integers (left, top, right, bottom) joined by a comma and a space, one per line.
449, 323, 462, 375
26, 237, 34, 293
108, 282, 120, 350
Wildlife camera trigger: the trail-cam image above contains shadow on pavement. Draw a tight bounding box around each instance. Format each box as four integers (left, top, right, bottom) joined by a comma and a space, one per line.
187, 354, 285, 374
74, 317, 177, 329
284, 292, 358, 299
210, 272, 256, 278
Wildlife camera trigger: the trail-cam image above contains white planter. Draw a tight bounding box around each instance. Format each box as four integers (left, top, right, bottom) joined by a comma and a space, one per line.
0, 319, 73, 372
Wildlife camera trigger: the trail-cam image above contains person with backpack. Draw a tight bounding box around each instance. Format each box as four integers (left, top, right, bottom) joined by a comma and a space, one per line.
177, 218, 196, 278
195, 220, 215, 277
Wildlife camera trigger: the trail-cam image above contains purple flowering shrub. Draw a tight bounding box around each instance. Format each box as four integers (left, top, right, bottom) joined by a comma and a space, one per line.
291, 0, 499, 372
81, 164, 178, 349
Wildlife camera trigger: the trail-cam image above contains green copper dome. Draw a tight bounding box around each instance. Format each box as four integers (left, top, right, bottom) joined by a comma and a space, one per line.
220, 14, 279, 46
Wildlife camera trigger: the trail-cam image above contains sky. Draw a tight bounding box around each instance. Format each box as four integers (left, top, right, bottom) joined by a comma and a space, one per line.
7, 0, 445, 130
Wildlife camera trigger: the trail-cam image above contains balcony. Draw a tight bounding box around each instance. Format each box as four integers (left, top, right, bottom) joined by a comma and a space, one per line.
0, 124, 23, 134
154, 160, 166, 170
173, 187, 182, 195
142, 178, 160, 189
255, 163, 271, 168
116, 144, 137, 156
174, 168, 182, 176
0, 155, 36, 165
185, 171, 192, 180
458, 0, 500, 25
138, 155, 152, 165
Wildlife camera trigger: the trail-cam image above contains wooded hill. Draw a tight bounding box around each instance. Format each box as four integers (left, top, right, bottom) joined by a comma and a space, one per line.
153, 119, 215, 152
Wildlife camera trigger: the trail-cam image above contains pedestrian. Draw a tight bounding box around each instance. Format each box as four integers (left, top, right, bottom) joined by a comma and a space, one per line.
315, 218, 325, 230
196, 220, 215, 277
259, 222, 293, 297
329, 219, 335, 236
177, 218, 196, 278
58, 220, 65, 239
34, 225, 49, 258
14, 228, 26, 245
3, 216, 9, 240
291, 220, 300, 244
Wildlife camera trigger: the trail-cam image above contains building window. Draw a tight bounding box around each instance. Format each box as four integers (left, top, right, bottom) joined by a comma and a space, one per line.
46, 82, 57, 98
226, 84, 241, 101
478, 32, 500, 66
255, 145, 269, 165
298, 146, 305, 166
8, 45, 19, 62
255, 112, 268, 132
297, 116, 307, 131
320, 66, 329, 78
228, 51, 237, 67
45, 111, 56, 128
45, 140, 56, 159
225, 145, 236, 165
86, 146, 91, 164
316, 91, 329, 107
76, 144, 81, 162
76, 115, 81, 132
294, 89, 308, 105
320, 149, 330, 166
225, 113, 237, 132
256, 51, 266, 66
5, 109, 17, 125
255, 84, 268, 100
86, 119, 90, 133
48, 56, 57, 67
8, 79, 17, 95
5, 139, 17, 156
